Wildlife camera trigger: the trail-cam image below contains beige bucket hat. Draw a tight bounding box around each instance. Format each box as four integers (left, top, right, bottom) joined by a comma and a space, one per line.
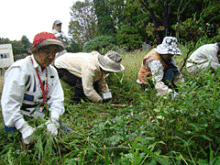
98, 51, 125, 72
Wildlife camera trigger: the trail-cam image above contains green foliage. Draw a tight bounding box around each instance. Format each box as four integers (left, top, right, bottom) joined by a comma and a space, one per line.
0, 37, 10, 44
11, 40, 26, 57
172, 15, 205, 44
0, 37, 29, 60
65, 39, 80, 53
21, 35, 32, 50
116, 24, 143, 50
69, 0, 99, 49
83, 35, 117, 54
93, 0, 116, 36
2, 46, 220, 164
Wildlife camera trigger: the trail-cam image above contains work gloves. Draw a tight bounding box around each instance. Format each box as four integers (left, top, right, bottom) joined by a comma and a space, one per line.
19, 118, 60, 144
45, 118, 60, 136
19, 122, 35, 144
55, 33, 67, 40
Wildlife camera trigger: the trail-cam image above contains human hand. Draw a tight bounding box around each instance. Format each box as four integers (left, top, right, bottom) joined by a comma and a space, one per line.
171, 90, 178, 99
19, 123, 35, 144
55, 33, 62, 38
45, 119, 60, 136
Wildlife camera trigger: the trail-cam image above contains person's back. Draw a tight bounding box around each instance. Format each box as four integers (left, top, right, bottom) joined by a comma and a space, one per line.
55, 52, 100, 78
187, 44, 216, 63
186, 43, 220, 73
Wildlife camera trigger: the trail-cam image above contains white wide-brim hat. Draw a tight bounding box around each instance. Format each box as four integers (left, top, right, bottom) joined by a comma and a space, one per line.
98, 51, 125, 72
156, 36, 182, 55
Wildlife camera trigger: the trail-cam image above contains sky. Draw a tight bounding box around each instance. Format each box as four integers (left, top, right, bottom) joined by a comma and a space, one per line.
0, 0, 83, 43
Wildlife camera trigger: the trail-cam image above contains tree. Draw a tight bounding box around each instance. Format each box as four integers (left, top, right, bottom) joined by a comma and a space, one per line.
21, 35, 32, 49
116, 23, 143, 50
69, 0, 99, 50
113, 0, 148, 49
11, 40, 26, 60
83, 35, 116, 54
21, 35, 32, 54
0, 38, 10, 44
65, 38, 80, 53
93, 0, 116, 36
134, 0, 196, 44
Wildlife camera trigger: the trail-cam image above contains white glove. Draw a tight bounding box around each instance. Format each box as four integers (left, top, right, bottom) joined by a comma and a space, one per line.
55, 33, 62, 38
45, 119, 60, 136
19, 122, 35, 144
171, 90, 178, 98
62, 33, 68, 39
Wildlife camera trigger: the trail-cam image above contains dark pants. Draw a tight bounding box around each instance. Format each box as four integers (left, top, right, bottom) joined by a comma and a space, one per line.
4, 125, 16, 133
162, 68, 180, 90
55, 67, 100, 102
140, 68, 180, 91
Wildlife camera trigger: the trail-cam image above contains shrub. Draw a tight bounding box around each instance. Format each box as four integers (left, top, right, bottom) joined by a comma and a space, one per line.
83, 35, 117, 54
116, 24, 143, 50
65, 40, 80, 53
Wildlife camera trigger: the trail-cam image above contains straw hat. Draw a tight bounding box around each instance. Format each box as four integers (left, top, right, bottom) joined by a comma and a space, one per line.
98, 51, 125, 72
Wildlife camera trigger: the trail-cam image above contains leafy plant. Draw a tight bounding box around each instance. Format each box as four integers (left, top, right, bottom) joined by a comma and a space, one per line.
83, 35, 117, 54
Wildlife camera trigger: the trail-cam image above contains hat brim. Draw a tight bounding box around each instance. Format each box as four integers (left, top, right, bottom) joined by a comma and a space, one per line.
98, 55, 125, 72
31, 39, 65, 52
156, 44, 182, 55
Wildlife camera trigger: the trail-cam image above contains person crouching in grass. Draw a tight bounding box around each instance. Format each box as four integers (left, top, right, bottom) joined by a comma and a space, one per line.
1, 32, 67, 144
137, 36, 185, 97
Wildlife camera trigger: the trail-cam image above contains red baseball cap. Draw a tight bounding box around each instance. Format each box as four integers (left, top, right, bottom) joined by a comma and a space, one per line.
31, 32, 65, 52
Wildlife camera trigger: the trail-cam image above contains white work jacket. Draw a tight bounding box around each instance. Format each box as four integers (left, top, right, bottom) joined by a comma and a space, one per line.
1, 55, 65, 130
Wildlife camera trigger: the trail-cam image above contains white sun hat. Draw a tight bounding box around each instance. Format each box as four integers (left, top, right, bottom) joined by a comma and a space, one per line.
98, 51, 125, 72
156, 36, 182, 55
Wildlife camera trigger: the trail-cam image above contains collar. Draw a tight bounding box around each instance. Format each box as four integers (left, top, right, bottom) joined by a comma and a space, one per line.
30, 54, 40, 69
30, 55, 49, 72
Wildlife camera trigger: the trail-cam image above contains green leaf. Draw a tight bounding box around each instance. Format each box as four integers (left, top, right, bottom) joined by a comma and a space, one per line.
201, 135, 212, 142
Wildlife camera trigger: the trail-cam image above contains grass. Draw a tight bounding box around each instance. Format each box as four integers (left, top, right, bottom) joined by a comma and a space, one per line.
1, 46, 220, 164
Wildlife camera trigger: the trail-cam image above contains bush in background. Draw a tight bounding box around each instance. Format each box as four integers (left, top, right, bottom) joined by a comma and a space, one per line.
83, 35, 117, 54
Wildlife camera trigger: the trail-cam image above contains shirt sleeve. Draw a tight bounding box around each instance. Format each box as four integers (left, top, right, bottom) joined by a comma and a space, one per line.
147, 60, 172, 96
1, 67, 27, 129
98, 74, 109, 94
81, 68, 103, 102
47, 70, 65, 121
204, 48, 220, 70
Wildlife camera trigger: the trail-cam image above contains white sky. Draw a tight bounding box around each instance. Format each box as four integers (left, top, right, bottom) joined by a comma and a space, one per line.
0, 0, 83, 43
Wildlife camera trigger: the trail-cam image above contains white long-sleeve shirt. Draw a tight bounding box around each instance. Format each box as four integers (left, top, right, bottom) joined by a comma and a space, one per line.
1, 55, 65, 130
186, 43, 220, 73
52, 29, 68, 43
146, 57, 184, 96
54, 52, 109, 102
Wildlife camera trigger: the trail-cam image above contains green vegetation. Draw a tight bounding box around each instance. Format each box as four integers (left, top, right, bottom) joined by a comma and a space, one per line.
83, 35, 117, 54
0, 1, 220, 164
1, 43, 220, 164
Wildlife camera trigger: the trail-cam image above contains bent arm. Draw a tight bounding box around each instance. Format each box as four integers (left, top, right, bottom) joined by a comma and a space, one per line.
147, 60, 172, 96
81, 68, 103, 102
1, 67, 28, 130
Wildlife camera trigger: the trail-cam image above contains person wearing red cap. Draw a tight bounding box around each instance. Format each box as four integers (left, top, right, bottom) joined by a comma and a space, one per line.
1, 32, 66, 144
